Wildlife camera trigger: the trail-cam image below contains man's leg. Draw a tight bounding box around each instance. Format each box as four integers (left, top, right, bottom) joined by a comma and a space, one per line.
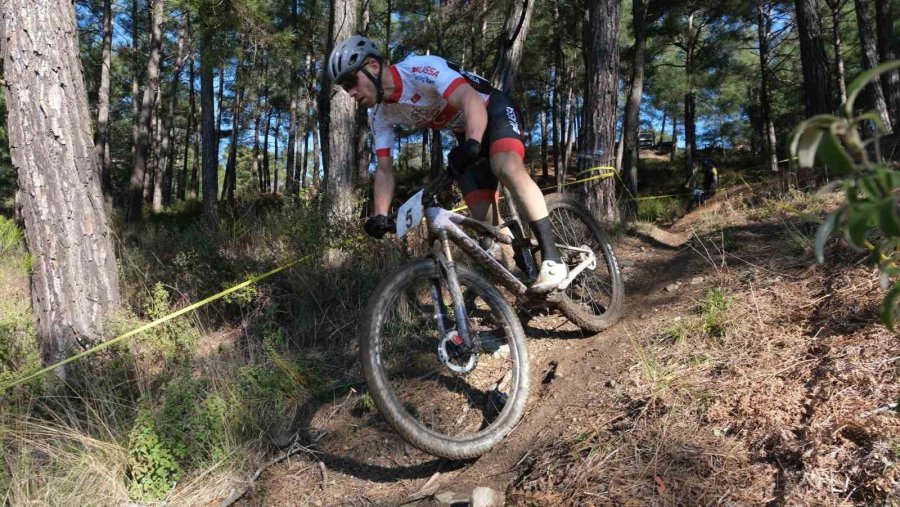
490, 151, 566, 292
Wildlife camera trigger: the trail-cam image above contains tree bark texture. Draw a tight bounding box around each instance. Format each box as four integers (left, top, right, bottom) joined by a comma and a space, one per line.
223, 39, 248, 203
155, 11, 188, 210
1, 0, 121, 366
180, 51, 195, 200
94, 0, 113, 196
854, 0, 892, 131
285, 89, 298, 194
874, 0, 899, 131
491, 0, 535, 93
757, 3, 780, 172
324, 0, 358, 223
200, 31, 218, 227
826, 0, 848, 105
579, 0, 619, 221
126, 0, 164, 221
795, 0, 836, 116
621, 0, 647, 197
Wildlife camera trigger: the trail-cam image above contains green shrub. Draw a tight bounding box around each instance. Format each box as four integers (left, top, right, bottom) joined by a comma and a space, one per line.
0, 215, 22, 257
635, 196, 680, 223
127, 409, 183, 502
699, 288, 732, 341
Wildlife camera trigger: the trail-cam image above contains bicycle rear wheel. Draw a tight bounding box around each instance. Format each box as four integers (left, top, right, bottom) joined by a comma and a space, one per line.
545, 193, 624, 333
360, 259, 530, 460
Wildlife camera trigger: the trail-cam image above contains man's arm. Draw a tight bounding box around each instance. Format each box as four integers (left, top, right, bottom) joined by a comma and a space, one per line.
447, 82, 487, 143
373, 155, 395, 216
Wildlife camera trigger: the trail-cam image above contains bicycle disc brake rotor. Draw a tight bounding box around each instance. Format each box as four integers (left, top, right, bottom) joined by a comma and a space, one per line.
437, 331, 477, 374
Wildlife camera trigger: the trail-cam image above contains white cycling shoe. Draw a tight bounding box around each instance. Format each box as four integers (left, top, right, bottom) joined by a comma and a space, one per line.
529, 260, 568, 293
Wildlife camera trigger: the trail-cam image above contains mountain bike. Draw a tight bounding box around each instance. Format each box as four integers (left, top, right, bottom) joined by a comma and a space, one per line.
687, 187, 707, 212
359, 170, 624, 460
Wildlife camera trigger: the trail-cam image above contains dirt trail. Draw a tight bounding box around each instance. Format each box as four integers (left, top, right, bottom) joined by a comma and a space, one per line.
236, 219, 710, 506
239, 184, 899, 505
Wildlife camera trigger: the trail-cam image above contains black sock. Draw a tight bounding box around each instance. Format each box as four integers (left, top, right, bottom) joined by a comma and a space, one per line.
529, 217, 561, 263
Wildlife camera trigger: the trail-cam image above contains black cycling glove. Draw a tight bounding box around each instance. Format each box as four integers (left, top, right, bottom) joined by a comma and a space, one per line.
364, 214, 394, 239
448, 138, 482, 176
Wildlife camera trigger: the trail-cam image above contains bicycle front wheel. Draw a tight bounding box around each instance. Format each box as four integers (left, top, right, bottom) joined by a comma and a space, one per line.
545, 193, 625, 333
359, 259, 530, 460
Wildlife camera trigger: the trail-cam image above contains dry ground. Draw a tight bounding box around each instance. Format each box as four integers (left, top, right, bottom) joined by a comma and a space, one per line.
237, 181, 898, 506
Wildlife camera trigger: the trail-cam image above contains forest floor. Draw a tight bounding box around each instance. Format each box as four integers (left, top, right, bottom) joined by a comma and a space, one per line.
233, 178, 899, 505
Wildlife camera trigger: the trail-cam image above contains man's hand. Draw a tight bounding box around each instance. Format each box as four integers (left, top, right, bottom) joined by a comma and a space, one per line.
448, 139, 482, 175
364, 214, 394, 239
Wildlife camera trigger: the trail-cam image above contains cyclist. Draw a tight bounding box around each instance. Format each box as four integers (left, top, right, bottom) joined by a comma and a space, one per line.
700, 158, 718, 197
328, 35, 567, 292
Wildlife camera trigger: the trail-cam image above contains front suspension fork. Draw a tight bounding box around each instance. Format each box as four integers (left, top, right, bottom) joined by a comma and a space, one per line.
432, 230, 473, 349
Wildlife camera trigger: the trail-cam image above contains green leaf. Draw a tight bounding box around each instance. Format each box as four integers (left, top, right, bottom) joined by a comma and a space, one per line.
790, 115, 841, 168
846, 60, 900, 116
878, 197, 900, 237
815, 209, 843, 263
817, 130, 854, 175
792, 127, 824, 168
846, 206, 871, 249
859, 176, 883, 200
881, 283, 900, 332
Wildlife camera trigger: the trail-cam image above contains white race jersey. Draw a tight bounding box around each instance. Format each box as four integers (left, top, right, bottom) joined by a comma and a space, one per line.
371, 55, 491, 158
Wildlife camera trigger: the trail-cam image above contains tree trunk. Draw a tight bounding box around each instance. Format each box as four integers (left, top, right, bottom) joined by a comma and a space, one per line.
324, 0, 358, 223
1, 0, 121, 367
126, 0, 164, 222
670, 117, 678, 163
200, 30, 218, 227
491, 0, 535, 93
215, 62, 225, 149
180, 51, 195, 200
285, 91, 297, 195
551, 0, 562, 189
579, 0, 620, 221
827, 0, 848, 105
310, 110, 320, 189
263, 106, 272, 193
356, 107, 370, 183
684, 90, 696, 179
431, 128, 443, 175
874, 0, 899, 130
540, 81, 549, 183
273, 112, 281, 193
683, 11, 697, 180
757, 3, 780, 173
155, 11, 188, 211
301, 125, 310, 188
795, 0, 836, 116
131, 0, 140, 179
854, 0, 892, 131
222, 40, 247, 203
94, 0, 113, 198
621, 0, 647, 197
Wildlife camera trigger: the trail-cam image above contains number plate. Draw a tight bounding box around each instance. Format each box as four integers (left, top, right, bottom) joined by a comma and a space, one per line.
395, 190, 424, 239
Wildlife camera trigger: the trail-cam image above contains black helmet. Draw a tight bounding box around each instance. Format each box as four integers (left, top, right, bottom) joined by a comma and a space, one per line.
327, 35, 382, 83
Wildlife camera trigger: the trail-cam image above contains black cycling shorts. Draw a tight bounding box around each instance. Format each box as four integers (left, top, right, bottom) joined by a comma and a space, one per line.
457, 90, 526, 207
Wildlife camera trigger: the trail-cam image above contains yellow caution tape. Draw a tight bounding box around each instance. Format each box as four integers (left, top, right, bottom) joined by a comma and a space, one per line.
1, 255, 311, 392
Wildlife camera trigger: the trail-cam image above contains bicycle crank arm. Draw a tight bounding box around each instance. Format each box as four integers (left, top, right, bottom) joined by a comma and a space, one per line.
555, 245, 597, 291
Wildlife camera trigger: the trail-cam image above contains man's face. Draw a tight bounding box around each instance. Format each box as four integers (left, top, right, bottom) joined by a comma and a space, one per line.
338, 62, 377, 107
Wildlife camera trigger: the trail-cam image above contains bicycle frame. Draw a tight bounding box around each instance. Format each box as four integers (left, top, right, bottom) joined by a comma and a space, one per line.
425, 206, 529, 299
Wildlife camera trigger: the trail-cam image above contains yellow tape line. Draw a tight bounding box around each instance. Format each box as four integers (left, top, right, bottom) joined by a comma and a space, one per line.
1, 255, 311, 392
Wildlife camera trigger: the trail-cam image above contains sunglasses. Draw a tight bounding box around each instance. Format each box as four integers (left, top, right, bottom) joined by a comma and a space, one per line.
336, 71, 358, 91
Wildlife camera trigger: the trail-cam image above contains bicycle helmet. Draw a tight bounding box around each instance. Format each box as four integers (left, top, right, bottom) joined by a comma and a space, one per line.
328, 36, 386, 101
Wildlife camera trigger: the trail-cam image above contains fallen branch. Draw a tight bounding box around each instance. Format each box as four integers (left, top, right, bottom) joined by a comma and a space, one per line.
218, 441, 320, 507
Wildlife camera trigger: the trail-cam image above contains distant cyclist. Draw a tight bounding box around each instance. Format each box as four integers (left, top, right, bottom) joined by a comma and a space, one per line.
327, 35, 567, 292
685, 158, 718, 211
